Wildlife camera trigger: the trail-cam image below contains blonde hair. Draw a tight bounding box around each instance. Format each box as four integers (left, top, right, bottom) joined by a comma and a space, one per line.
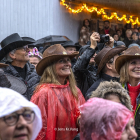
120, 61, 130, 84
126, 29, 132, 35
39, 63, 78, 99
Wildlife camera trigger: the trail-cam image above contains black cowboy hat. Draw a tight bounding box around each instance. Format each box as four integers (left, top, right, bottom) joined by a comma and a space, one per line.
22, 37, 36, 48
62, 41, 81, 51
0, 33, 35, 60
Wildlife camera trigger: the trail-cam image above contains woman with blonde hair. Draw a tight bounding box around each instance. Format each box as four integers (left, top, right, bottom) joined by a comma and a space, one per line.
31, 44, 85, 140
115, 46, 140, 115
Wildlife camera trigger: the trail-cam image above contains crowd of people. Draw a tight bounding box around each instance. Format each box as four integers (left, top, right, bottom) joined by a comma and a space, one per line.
0, 19, 140, 140
79, 19, 140, 48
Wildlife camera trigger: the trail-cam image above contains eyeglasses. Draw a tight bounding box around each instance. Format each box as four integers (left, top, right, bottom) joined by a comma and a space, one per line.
16, 45, 29, 52
3, 110, 35, 126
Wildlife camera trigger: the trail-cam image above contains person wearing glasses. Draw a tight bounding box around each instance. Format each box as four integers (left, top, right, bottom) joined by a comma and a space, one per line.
0, 87, 42, 140
0, 33, 40, 100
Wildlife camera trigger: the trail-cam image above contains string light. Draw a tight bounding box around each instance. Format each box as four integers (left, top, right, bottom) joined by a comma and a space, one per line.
61, 0, 140, 25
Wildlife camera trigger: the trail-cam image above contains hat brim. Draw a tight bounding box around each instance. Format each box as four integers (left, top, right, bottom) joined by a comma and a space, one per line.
115, 55, 140, 74
0, 40, 35, 60
0, 63, 8, 68
36, 52, 79, 76
97, 46, 127, 75
6, 74, 27, 94
63, 45, 80, 51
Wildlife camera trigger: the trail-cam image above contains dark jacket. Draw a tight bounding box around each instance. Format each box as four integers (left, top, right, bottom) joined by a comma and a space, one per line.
2, 62, 40, 100
85, 73, 119, 100
73, 133, 80, 140
122, 83, 140, 139
71, 58, 77, 68
123, 37, 132, 47
99, 28, 115, 36
131, 40, 140, 45
72, 47, 98, 97
135, 101, 140, 140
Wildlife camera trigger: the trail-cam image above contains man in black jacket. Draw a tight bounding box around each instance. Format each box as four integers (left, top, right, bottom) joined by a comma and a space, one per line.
85, 45, 127, 100
0, 33, 40, 100
73, 32, 101, 97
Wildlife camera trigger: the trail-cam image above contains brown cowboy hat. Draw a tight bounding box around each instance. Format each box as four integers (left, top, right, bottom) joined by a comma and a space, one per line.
115, 46, 140, 74
95, 45, 127, 75
0, 63, 8, 68
36, 44, 79, 76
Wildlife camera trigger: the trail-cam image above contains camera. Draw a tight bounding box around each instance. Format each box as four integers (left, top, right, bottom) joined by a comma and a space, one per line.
100, 35, 110, 43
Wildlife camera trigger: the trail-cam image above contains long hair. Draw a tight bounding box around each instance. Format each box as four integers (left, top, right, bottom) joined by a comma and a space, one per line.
120, 61, 129, 84
83, 19, 90, 28
39, 63, 78, 99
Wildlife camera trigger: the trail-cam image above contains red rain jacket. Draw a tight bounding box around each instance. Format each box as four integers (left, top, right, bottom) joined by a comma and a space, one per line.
31, 81, 85, 140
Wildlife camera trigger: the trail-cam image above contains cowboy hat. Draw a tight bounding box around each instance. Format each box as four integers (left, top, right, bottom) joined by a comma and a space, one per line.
22, 37, 36, 48
0, 69, 27, 94
62, 41, 81, 51
115, 46, 140, 74
95, 46, 127, 75
36, 44, 79, 76
0, 63, 8, 68
0, 33, 35, 60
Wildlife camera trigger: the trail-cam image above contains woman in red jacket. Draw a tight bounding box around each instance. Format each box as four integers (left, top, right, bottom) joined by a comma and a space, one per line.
31, 44, 85, 140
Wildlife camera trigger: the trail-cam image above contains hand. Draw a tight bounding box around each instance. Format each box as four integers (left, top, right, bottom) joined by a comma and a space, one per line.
90, 32, 100, 49
105, 34, 114, 48
77, 115, 81, 127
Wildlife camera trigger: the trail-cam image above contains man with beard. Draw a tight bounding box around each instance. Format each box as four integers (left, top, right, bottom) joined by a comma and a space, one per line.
100, 20, 115, 36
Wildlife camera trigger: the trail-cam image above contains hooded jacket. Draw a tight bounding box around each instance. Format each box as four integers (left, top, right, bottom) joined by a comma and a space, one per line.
80, 98, 133, 140
2, 62, 40, 100
31, 81, 85, 140
90, 81, 132, 110
0, 87, 42, 140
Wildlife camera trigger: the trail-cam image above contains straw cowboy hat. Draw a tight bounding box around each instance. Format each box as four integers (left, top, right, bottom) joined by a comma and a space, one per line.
0, 63, 8, 68
95, 46, 127, 75
115, 46, 140, 74
0, 33, 35, 60
36, 44, 79, 76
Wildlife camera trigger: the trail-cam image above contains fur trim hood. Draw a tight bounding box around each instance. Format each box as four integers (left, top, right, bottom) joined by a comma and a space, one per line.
90, 81, 132, 111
